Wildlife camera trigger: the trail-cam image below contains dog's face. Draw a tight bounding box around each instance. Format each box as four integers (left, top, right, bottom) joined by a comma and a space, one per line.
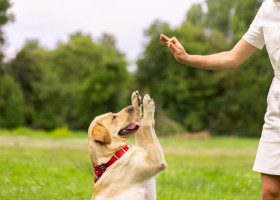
88, 106, 141, 165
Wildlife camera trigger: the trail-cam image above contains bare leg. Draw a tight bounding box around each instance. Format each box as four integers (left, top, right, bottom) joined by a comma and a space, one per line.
261, 173, 280, 200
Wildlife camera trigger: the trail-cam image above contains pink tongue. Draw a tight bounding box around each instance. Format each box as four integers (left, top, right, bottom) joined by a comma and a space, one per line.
126, 122, 142, 130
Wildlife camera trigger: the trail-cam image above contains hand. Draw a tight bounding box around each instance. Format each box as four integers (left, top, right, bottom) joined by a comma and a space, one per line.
160, 34, 189, 64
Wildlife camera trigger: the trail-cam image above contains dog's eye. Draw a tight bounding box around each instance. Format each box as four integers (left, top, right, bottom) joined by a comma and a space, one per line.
112, 116, 117, 120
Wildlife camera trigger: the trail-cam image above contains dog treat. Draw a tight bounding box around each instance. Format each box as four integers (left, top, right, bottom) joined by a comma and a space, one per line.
167, 41, 171, 47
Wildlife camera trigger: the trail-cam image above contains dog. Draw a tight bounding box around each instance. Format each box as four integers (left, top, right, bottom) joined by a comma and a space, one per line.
88, 91, 167, 200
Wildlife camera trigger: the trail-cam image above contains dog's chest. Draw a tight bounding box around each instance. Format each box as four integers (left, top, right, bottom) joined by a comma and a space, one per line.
95, 178, 156, 200
93, 148, 158, 200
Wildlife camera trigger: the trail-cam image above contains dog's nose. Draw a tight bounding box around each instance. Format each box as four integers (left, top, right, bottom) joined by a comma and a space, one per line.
127, 105, 134, 112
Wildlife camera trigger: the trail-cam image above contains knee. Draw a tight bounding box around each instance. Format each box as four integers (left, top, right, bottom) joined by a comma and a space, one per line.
262, 188, 280, 200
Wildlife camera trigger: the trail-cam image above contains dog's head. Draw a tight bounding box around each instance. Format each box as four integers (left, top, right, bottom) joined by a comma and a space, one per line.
88, 105, 141, 165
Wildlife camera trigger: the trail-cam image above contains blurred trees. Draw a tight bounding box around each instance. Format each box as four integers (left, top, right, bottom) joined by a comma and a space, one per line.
136, 0, 272, 136
3, 33, 132, 130
0, 0, 13, 66
6, 41, 45, 127
0, 75, 24, 128
0, 0, 273, 137
0, 0, 23, 129
137, 21, 230, 133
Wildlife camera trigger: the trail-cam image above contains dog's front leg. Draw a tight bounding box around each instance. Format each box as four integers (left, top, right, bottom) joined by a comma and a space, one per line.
132, 91, 146, 149
142, 94, 166, 169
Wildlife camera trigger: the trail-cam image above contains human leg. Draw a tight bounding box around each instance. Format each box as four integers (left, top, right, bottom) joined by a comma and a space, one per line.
261, 173, 280, 200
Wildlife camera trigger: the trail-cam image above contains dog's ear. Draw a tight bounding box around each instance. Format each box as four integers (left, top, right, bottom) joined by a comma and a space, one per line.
91, 122, 111, 144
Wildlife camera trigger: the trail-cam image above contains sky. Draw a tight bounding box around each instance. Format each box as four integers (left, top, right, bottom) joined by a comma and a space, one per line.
3, 0, 204, 71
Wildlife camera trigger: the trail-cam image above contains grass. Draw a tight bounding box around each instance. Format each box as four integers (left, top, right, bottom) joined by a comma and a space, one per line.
0, 133, 261, 200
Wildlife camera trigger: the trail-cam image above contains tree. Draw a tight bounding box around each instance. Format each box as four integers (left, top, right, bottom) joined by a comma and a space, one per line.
72, 33, 131, 128
7, 40, 46, 127
187, 4, 204, 28
203, 0, 232, 36
137, 21, 229, 132
0, 75, 24, 128
0, 1, 25, 129
0, 0, 13, 74
136, 0, 272, 136
203, 0, 271, 136
6, 32, 132, 130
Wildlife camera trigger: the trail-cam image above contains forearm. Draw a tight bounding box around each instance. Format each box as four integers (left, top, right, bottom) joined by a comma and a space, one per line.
184, 51, 237, 70
161, 34, 258, 71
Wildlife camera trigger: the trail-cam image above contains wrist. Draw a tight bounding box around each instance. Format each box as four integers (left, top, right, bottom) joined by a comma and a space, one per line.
181, 53, 192, 65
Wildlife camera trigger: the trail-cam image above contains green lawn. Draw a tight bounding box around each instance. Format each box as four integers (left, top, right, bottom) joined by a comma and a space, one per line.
0, 134, 261, 200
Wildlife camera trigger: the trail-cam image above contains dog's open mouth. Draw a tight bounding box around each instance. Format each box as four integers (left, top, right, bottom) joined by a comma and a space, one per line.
118, 122, 142, 136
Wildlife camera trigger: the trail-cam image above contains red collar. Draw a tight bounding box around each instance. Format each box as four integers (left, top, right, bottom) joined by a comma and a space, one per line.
92, 145, 130, 183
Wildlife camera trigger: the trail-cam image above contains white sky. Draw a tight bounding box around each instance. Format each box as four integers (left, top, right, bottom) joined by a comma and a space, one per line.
3, 0, 204, 71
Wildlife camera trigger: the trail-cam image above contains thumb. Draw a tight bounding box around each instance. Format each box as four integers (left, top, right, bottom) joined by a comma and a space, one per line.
169, 43, 177, 54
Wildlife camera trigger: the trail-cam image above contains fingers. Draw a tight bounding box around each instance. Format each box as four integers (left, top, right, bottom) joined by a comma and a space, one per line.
160, 34, 187, 64
160, 34, 181, 55
168, 38, 182, 55
169, 42, 178, 54
160, 34, 176, 47
160, 34, 179, 47
160, 34, 170, 43
167, 38, 179, 51
169, 37, 178, 46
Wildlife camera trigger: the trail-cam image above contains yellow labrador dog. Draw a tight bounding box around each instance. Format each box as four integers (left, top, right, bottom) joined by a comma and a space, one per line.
88, 91, 166, 200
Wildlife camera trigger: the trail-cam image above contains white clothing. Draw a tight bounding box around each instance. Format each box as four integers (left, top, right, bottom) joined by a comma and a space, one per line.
242, 0, 280, 175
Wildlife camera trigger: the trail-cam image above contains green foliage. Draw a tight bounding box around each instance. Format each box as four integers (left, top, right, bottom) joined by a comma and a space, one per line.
4, 32, 132, 130
9, 127, 46, 135
137, 21, 229, 132
186, 4, 204, 27
208, 50, 272, 136
199, 0, 262, 40
0, 75, 24, 128
204, 0, 232, 36
6, 40, 46, 126
72, 33, 130, 127
136, 0, 272, 136
7, 40, 43, 96
0, 0, 272, 137
2, 126, 85, 138
0, 0, 13, 65
155, 109, 186, 136
49, 33, 131, 128
49, 126, 73, 137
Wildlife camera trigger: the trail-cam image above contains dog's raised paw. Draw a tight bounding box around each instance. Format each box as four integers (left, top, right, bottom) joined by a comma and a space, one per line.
143, 94, 155, 112
132, 91, 142, 108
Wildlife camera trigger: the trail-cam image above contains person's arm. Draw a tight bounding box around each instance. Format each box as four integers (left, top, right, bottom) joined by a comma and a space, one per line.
160, 34, 258, 70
